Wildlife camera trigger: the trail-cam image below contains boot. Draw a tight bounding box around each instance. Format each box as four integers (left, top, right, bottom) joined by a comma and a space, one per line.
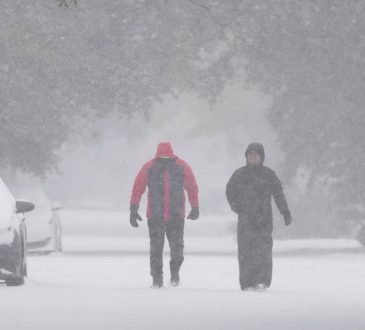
170, 257, 183, 287
170, 271, 180, 287
254, 283, 267, 291
151, 276, 163, 289
241, 283, 267, 292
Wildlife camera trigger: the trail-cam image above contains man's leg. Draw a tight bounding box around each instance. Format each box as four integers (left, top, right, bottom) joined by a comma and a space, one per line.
239, 231, 273, 290
148, 218, 166, 287
237, 221, 258, 290
166, 217, 185, 286
254, 232, 273, 288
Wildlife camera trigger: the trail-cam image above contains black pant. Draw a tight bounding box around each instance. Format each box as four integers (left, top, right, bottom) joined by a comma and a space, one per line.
148, 217, 185, 279
237, 223, 273, 289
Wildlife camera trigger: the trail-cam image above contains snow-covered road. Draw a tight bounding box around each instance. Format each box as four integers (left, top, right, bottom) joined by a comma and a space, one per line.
2, 209, 365, 330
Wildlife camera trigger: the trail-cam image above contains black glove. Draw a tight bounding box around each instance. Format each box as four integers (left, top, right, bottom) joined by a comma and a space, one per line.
130, 205, 143, 227
284, 214, 293, 226
187, 207, 199, 220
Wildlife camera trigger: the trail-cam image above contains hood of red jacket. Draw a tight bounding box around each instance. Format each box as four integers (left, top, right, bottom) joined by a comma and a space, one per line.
155, 142, 176, 158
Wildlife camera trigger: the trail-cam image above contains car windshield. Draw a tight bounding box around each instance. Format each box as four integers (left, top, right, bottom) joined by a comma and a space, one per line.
0, 178, 15, 229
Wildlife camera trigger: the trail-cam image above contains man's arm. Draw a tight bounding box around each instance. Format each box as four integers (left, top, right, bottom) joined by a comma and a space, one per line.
181, 161, 199, 208
130, 161, 152, 207
270, 171, 291, 221
226, 171, 239, 213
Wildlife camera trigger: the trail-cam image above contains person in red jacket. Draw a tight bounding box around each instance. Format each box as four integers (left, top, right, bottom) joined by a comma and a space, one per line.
130, 142, 199, 288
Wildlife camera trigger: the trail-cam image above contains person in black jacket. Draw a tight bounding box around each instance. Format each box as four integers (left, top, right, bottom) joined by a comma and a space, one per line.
226, 143, 292, 291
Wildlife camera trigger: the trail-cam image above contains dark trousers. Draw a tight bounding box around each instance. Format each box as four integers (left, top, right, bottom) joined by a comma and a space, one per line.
148, 217, 185, 279
237, 223, 273, 289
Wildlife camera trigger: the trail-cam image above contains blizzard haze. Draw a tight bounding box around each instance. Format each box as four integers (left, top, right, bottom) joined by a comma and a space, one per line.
1, 1, 365, 330
46, 86, 280, 213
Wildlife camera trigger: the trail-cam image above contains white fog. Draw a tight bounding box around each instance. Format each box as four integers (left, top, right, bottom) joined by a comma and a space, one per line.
1, 1, 364, 329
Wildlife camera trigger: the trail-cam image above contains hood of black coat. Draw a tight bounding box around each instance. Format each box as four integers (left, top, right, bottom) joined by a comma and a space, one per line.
245, 143, 265, 165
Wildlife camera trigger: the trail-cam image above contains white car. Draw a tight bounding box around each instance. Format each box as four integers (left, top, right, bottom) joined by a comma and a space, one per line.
10, 184, 62, 254
0, 178, 34, 286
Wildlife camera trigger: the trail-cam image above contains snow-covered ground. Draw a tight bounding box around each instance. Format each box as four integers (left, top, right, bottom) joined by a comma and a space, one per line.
2, 209, 365, 330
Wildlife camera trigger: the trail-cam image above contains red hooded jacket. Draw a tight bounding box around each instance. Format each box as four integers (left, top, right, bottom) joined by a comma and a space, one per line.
130, 143, 199, 221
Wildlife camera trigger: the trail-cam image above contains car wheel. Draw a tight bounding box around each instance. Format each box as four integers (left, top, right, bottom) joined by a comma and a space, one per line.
6, 240, 26, 286
6, 276, 24, 286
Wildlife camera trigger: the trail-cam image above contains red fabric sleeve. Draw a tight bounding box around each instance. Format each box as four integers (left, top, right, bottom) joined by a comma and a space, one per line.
177, 159, 199, 208
130, 161, 153, 206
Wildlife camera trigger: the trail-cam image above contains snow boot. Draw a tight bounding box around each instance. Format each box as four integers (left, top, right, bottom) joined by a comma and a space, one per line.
151, 276, 163, 289
255, 283, 267, 291
170, 272, 180, 287
241, 286, 254, 291
241, 284, 267, 291
169, 257, 183, 287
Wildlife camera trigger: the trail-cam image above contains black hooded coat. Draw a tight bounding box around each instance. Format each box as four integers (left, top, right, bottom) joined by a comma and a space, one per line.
226, 143, 291, 289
